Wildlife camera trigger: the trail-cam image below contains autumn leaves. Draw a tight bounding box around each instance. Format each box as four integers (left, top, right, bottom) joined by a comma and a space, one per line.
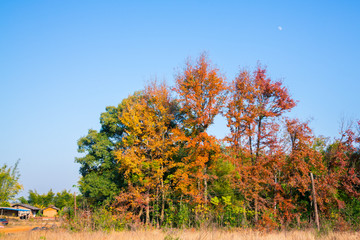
109, 54, 360, 228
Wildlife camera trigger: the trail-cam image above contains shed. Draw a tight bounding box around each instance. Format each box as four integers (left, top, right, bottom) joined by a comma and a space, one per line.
0, 207, 30, 219
11, 203, 40, 218
42, 206, 60, 217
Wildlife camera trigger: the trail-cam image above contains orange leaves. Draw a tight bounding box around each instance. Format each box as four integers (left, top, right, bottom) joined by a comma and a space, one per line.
174, 53, 227, 132
172, 53, 226, 204
114, 81, 180, 222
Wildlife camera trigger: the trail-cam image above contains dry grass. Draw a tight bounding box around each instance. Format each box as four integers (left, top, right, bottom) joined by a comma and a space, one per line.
2, 229, 360, 240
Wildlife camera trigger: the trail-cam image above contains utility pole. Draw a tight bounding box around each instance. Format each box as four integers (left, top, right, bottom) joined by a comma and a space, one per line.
310, 172, 320, 231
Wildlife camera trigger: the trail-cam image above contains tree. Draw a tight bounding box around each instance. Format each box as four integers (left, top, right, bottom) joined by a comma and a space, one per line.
74, 54, 360, 229
0, 159, 22, 206
173, 53, 227, 206
75, 102, 127, 206
18, 196, 28, 204
27, 189, 55, 208
54, 190, 74, 210
280, 118, 325, 227
115, 81, 179, 224
225, 65, 296, 223
316, 120, 360, 227
24, 189, 75, 210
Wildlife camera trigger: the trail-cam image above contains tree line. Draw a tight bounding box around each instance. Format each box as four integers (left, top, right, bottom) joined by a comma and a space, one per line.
76, 54, 360, 230
18, 189, 78, 211
0, 160, 76, 210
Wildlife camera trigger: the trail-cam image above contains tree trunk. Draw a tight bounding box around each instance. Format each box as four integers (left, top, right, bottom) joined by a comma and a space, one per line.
310, 172, 320, 231
74, 192, 77, 219
160, 196, 165, 225
204, 166, 208, 203
160, 135, 165, 225
146, 193, 150, 225
255, 197, 258, 223
274, 174, 277, 211
249, 136, 254, 164
242, 203, 247, 225
138, 207, 143, 220
160, 174, 165, 225
255, 117, 262, 160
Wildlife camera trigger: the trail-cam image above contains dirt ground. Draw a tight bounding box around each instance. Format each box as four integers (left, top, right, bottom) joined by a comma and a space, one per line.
0, 226, 34, 233
0, 219, 60, 234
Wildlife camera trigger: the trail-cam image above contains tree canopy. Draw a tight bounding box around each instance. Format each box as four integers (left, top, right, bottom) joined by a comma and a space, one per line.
76, 54, 360, 230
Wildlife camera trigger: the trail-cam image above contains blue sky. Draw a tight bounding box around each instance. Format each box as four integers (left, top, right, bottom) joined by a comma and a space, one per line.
1, 1, 359, 197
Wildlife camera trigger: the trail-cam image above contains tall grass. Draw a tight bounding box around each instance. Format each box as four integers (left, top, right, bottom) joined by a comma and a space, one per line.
2, 229, 360, 240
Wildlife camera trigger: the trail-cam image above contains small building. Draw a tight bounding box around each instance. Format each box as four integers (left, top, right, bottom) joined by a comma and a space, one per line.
0, 207, 30, 219
11, 203, 40, 218
42, 206, 60, 217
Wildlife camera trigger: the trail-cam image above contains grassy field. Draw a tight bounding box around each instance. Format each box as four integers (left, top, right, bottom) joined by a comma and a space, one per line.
2, 229, 360, 240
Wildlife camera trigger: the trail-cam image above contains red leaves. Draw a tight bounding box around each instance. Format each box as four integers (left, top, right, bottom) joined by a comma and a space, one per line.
225, 65, 296, 165
224, 64, 299, 225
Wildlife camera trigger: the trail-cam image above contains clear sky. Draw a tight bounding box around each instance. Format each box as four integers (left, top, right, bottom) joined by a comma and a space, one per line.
1, 1, 359, 197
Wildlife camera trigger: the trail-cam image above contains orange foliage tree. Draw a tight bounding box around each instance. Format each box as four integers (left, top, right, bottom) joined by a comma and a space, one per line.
173, 53, 227, 206
115, 81, 179, 225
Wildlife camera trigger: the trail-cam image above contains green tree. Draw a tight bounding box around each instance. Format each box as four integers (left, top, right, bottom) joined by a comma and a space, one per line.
18, 196, 28, 204
26, 189, 75, 209
54, 190, 74, 210
0, 159, 22, 206
75, 96, 139, 206
76, 129, 121, 206
27, 189, 54, 208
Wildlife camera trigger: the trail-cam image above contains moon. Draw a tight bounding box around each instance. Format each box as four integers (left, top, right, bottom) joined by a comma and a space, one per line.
278, 26, 283, 31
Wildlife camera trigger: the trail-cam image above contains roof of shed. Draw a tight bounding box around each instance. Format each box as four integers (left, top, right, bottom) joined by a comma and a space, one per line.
42, 205, 60, 211
0, 207, 30, 212
11, 203, 41, 211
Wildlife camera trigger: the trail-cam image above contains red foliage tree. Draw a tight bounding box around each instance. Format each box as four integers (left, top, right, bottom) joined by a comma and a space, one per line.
225, 65, 296, 224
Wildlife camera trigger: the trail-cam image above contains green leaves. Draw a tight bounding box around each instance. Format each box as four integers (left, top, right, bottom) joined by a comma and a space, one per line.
21, 189, 75, 210
211, 196, 220, 206
75, 102, 127, 206
0, 159, 22, 206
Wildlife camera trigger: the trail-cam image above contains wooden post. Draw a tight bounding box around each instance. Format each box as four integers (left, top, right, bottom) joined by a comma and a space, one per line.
310, 172, 320, 231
